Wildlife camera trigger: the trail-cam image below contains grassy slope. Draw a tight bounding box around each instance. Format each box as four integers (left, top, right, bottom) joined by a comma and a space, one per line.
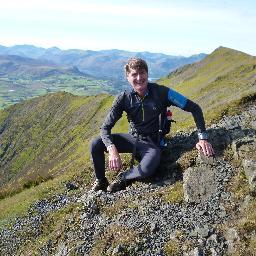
1, 46, 255, 229
0, 92, 125, 197
0, 91, 129, 225
158, 46, 256, 131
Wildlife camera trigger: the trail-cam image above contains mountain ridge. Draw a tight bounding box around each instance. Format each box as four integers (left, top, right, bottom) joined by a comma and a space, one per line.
159, 46, 256, 130
0, 44, 207, 80
0, 45, 255, 255
0, 46, 255, 197
0, 100, 255, 256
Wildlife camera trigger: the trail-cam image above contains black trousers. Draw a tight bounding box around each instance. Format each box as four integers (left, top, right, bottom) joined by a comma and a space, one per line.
90, 133, 161, 180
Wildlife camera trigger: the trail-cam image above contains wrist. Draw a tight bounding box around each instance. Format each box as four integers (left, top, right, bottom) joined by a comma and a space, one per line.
198, 131, 208, 140
107, 144, 115, 152
107, 144, 119, 156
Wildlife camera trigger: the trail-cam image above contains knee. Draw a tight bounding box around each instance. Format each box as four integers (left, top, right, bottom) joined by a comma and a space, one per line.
142, 148, 161, 177
151, 147, 161, 164
90, 136, 104, 154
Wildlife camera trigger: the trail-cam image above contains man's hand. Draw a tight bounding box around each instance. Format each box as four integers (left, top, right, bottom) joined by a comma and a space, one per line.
196, 140, 215, 157
108, 145, 123, 171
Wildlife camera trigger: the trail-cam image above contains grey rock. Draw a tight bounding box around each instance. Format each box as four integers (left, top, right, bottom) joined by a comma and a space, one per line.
207, 234, 218, 245
183, 166, 218, 203
210, 248, 218, 256
232, 137, 256, 161
224, 228, 240, 242
197, 153, 217, 166
224, 228, 240, 254
150, 222, 158, 233
243, 159, 256, 188
197, 226, 210, 238
186, 247, 204, 256
112, 244, 124, 255
54, 242, 69, 256
241, 195, 254, 210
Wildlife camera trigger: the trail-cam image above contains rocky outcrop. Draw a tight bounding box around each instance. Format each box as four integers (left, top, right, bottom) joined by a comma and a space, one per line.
183, 159, 230, 203
0, 103, 255, 255
231, 136, 256, 189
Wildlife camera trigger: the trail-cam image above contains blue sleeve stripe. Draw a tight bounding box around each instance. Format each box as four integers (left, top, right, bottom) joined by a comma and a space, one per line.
168, 89, 187, 109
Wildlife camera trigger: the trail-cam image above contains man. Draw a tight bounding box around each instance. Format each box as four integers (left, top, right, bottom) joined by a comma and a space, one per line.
90, 58, 214, 192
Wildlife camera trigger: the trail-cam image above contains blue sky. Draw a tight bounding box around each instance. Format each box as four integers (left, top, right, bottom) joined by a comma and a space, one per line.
1, 0, 256, 56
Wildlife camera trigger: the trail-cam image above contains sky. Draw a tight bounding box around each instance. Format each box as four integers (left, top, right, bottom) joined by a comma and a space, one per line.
0, 0, 256, 56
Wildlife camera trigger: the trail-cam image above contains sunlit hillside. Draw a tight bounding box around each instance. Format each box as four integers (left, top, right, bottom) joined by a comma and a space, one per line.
159, 46, 256, 131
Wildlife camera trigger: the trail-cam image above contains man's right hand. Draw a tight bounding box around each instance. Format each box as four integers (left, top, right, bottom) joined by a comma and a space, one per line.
108, 145, 122, 171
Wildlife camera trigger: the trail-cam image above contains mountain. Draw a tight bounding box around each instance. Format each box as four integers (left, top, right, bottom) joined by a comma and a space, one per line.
0, 44, 46, 58
0, 55, 112, 108
0, 46, 255, 198
0, 45, 207, 109
0, 46, 255, 255
0, 55, 85, 77
0, 98, 255, 256
159, 46, 256, 130
0, 44, 207, 81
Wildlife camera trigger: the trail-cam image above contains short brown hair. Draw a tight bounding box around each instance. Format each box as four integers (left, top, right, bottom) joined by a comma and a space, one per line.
124, 58, 148, 75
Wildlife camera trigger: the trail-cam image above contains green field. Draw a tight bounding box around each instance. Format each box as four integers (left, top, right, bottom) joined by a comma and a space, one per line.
0, 74, 117, 109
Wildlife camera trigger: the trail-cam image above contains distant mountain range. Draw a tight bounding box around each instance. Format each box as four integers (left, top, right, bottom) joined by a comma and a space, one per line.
0, 54, 113, 108
0, 44, 207, 81
0, 44, 207, 108
0, 55, 86, 78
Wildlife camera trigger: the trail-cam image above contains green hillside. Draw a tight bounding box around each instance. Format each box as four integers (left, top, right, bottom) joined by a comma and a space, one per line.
0, 92, 126, 199
159, 46, 256, 130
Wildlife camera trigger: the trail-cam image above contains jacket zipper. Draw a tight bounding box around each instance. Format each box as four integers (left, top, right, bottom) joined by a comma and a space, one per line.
141, 96, 146, 122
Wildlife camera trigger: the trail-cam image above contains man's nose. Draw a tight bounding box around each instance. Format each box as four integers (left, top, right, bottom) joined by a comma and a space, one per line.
136, 74, 141, 80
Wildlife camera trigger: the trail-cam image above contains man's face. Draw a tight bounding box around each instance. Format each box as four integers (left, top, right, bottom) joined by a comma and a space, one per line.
126, 68, 148, 97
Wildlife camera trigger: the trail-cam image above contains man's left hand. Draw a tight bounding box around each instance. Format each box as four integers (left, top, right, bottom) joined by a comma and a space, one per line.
196, 140, 215, 157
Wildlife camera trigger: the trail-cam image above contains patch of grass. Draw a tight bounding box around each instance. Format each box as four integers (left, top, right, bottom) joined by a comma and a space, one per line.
99, 197, 138, 217
222, 178, 256, 255
164, 239, 182, 256
163, 181, 184, 204
236, 199, 256, 237
248, 236, 256, 254
0, 92, 112, 198
0, 167, 90, 230
228, 170, 250, 201
89, 224, 139, 256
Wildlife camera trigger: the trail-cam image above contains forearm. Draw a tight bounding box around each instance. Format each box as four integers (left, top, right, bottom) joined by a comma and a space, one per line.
183, 99, 206, 133
100, 92, 125, 147
100, 127, 114, 148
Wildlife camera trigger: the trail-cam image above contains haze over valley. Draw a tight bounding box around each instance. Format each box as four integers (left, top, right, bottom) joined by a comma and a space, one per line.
0, 44, 206, 108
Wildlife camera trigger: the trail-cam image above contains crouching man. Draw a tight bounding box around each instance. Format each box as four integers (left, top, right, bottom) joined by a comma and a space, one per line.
90, 58, 214, 192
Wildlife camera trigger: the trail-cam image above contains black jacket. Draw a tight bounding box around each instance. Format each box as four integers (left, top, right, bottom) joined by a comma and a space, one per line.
101, 83, 206, 147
